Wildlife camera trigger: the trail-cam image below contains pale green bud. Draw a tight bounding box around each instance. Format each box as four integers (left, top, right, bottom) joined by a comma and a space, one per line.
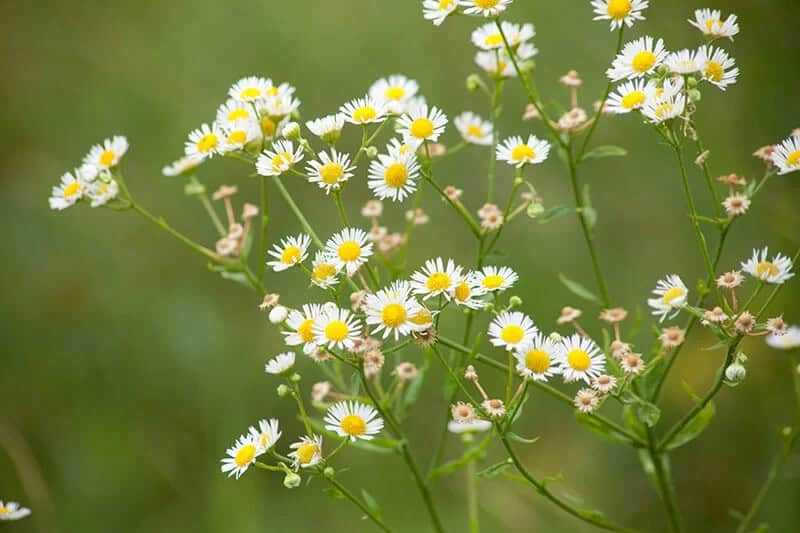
466, 74, 483, 92
277, 384, 290, 397
365, 146, 379, 159
725, 362, 746, 384
688, 89, 702, 102
283, 472, 302, 489
687, 76, 699, 88
323, 467, 335, 479
290, 373, 302, 383
509, 296, 522, 308
281, 122, 301, 141
548, 332, 563, 343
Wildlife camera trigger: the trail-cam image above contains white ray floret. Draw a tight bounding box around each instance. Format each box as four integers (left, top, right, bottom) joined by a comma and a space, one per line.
496, 135, 550, 168
772, 136, 800, 176
474, 265, 518, 292
324, 228, 374, 276
289, 434, 324, 468
606, 36, 666, 81
367, 148, 420, 202
265, 352, 296, 375
324, 401, 384, 441
558, 334, 606, 384
83, 135, 129, 171
514, 332, 564, 382
307, 149, 356, 194
284, 304, 325, 354
696, 46, 739, 90
220, 433, 264, 479
364, 280, 427, 340
591, 0, 649, 31
688, 9, 739, 41
647, 274, 689, 322
454, 112, 494, 145
248, 418, 282, 452
741, 248, 794, 285
267, 233, 311, 272
488, 311, 538, 351
369, 75, 419, 115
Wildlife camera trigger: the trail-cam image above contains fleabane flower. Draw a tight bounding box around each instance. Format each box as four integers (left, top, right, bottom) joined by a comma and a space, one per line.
220, 434, 263, 479
324, 228, 374, 276
696, 46, 739, 90
306, 114, 345, 144
452, 274, 487, 310
229, 76, 270, 102
162, 155, 202, 177
489, 311, 538, 351
423, 0, 459, 26
641, 93, 686, 124
368, 148, 420, 202
267, 234, 311, 272
83, 135, 128, 171
475, 50, 517, 78
606, 36, 666, 81
647, 274, 689, 322
766, 326, 800, 350
471, 21, 534, 50
591, 0, 649, 31
289, 434, 324, 468
216, 99, 255, 127
497, 135, 550, 168
460, 0, 512, 17
558, 334, 606, 384
688, 9, 739, 41
369, 75, 419, 115
364, 280, 427, 340
409, 257, 464, 300
606, 79, 656, 114
49, 169, 88, 210
87, 179, 119, 208
248, 418, 282, 452
307, 149, 356, 194
310, 251, 341, 289
258, 93, 301, 120
514, 332, 564, 382
185, 123, 222, 160
265, 352, 296, 375
772, 136, 800, 175
0, 501, 31, 521
340, 96, 387, 125
324, 401, 384, 441
397, 104, 448, 146
313, 306, 363, 350
257, 140, 305, 177
284, 304, 324, 354
665, 49, 701, 75
454, 112, 493, 145
474, 265, 518, 292
741, 248, 795, 285
220, 120, 261, 152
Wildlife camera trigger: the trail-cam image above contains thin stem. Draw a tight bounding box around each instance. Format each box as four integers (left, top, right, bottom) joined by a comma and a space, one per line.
257, 176, 270, 282
424, 174, 482, 237
645, 425, 683, 532
199, 193, 227, 237
326, 476, 392, 533
487, 79, 502, 203
291, 381, 313, 436
693, 135, 723, 219
466, 458, 479, 533
272, 176, 323, 247
333, 190, 350, 227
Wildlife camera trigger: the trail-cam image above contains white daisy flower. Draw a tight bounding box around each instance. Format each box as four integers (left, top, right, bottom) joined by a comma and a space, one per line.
574, 388, 600, 413
369, 75, 419, 115
314, 306, 363, 350
284, 304, 325, 354
514, 332, 564, 382
324, 228, 374, 276
558, 334, 606, 384
722, 193, 750, 217
772, 136, 800, 176
460, 0, 512, 17
49, 169, 87, 210
87, 179, 119, 208
220, 120, 261, 152
289, 434, 324, 468
262, 80, 296, 100
367, 149, 420, 202
162, 155, 202, 177
83, 135, 128, 171
0, 501, 31, 521
606, 79, 656, 114
665, 48, 701, 75
220, 434, 264, 479
591, 0, 648, 30
766, 326, 800, 350
454, 112, 494, 145
696, 46, 739, 90
741, 248, 795, 285
386, 138, 416, 159
324, 401, 384, 441
265, 352, 296, 375
216, 99, 255, 126
229, 76, 270, 102
185, 123, 222, 160
606, 36, 667, 81
474, 265, 518, 292
592, 374, 618, 394
474, 51, 517, 78
266, 233, 311, 272
248, 418, 282, 452
641, 93, 686, 124
256, 140, 305, 177
488, 311, 538, 351
496, 135, 550, 168
258, 93, 301, 119
471, 21, 528, 50
452, 274, 487, 310
306, 114, 345, 144
448, 419, 492, 434
688, 9, 739, 41
396, 104, 448, 146
307, 149, 356, 194
423, 0, 459, 25
364, 280, 427, 340
310, 251, 341, 289
409, 257, 464, 300
340, 96, 387, 125
647, 274, 689, 322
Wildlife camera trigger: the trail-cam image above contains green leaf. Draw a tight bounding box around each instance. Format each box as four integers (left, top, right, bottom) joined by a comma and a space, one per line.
507, 432, 540, 445
218, 270, 250, 287
665, 401, 715, 450
350, 372, 361, 396
558, 273, 601, 304
574, 412, 633, 446
637, 449, 659, 490
476, 459, 512, 479
581, 145, 628, 161
541, 472, 564, 488
536, 205, 574, 224
361, 490, 383, 520
635, 401, 661, 427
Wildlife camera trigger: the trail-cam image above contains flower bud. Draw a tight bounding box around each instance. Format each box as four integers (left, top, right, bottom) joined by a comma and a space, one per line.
466, 74, 483, 92
269, 305, 288, 324
184, 181, 206, 196
782, 426, 793, 437
323, 466, 335, 479
483, 302, 495, 313
283, 472, 302, 489
688, 89, 702, 102
686, 76, 699, 88
656, 64, 669, 76
290, 372, 302, 383
509, 296, 522, 308
548, 332, 563, 343
725, 362, 746, 384
282, 121, 301, 141
365, 146, 379, 159
277, 384, 290, 397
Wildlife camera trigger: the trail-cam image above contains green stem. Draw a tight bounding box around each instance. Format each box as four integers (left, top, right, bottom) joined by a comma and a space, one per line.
487, 79, 502, 203
423, 175, 482, 238
483, 177, 521, 258
646, 430, 682, 533
198, 193, 227, 237
272, 176, 323, 247
326, 476, 393, 533
693, 135, 723, 219
257, 176, 270, 282
291, 381, 313, 436
333, 190, 350, 227
467, 458, 479, 533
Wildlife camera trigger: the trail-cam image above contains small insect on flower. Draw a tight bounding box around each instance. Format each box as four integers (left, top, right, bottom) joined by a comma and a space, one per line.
574, 388, 600, 413
474, 265, 518, 292
83, 135, 129, 171
460, 0, 513, 18
422, 0, 459, 26
665, 49, 701, 75
397, 104, 448, 147
688, 9, 739, 41
606, 79, 656, 114
369, 75, 419, 115
772, 136, 800, 175
248, 418, 282, 453
409, 257, 464, 300
648, 274, 689, 322
513, 332, 564, 382
313, 306, 363, 351
559, 334, 606, 384
266, 234, 311, 272
162, 155, 202, 177
641, 93, 686, 124
367, 146, 420, 202
306, 114, 346, 144
591, 0, 649, 31
185, 123, 223, 160
364, 280, 427, 340
221, 434, 264, 479
0, 501, 31, 521
696, 46, 739, 90
489, 311, 538, 351
87, 179, 119, 208
307, 149, 356, 194
766, 326, 800, 350
340, 96, 387, 125
265, 352, 295, 375
289, 434, 324, 468
256, 140, 305, 177
606, 36, 666, 81
741, 247, 795, 284
496, 135, 551, 168
324, 228, 374, 276
49, 169, 88, 210
324, 401, 384, 441
454, 112, 494, 145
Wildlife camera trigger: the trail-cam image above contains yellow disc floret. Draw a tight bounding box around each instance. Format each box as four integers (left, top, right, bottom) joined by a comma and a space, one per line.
567, 349, 591, 371
525, 349, 551, 374
340, 414, 366, 436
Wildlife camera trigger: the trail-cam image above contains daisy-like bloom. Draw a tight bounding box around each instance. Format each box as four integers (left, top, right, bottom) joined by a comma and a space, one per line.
422, 0, 459, 26
220, 434, 264, 479
363, 349, 385, 378
307, 149, 356, 194
558, 334, 605, 384
0, 501, 31, 521
648, 274, 689, 322
87, 179, 119, 208
688, 9, 739, 41
216, 99, 255, 127
474, 265, 518, 292
557, 306, 583, 325
324, 401, 383, 441
620, 352, 645, 375
453, 275, 487, 310
310, 251, 341, 289
162, 155, 202, 177
477, 203, 504, 230
339, 96, 387, 125
394, 362, 419, 382
471, 21, 534, 51
220, 120, 261, 152
772, 136, 800, 175
266, 234, 311, 272
704, 306, 729, 324
49, 169, 87, 210
452, 401, 477, 423
665, 49, 700, 75
513, 332, 564, 382
289, 435, 324, 468
324, 228, 374, 276
258, 93, 301, 120
83, 135, 128, 171
185, 123, 222, 160
609, 339, 632, 360
409, 257, 463, 300
265, 352, 295, 375
722, 193, 750, 217
482, 398, 506, 417
460, 0, 512, 17
248, 418, 282, 452
364, 280, 426, 340
641, 93, 686, 124
306, 114, 346, 144
489, 311, 538, 351
229, 76, 270, 102
766, 326, 800, 350
367, 148, 420, 202
256, 140, 304, 177
474, 51, 517, 79
448, 419, 492, 434
283, 304, 324, 354
767, 316, 788, 336
659, 326, 686, 349
696, 46, 739, 90
574, 388, 600, 413
397, 104, 448, 146
313, 306, 363, 350
591, 0, 648, 30
606, 79, 656, 114
606, 37, 666, 81
369, 75, 419, 115
742, 248, 795, 284
734, 311, 755, 335
454, 112, 493, 145
592, 374, 617, 394
717, 270, 744, 289
496, 135, 550, 168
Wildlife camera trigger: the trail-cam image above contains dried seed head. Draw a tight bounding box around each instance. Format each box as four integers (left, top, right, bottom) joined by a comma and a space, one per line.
361, 200, 383, 218
704, 306, 729, 324
481, 399, 506, 417
599, 307, 628, 324
451, 401, 476, 423
311, 381, 332, 402
734, 311, 755, 334
766, 316, 787, 336
393, 362, 418, 382
212, 184, 238, 200
464, 365, 478, 382
241, 203, 259, 221
557, 306, 583, 325
574, 388, 599, 413
716, 270, 744, 289
559, 70, 582, 88
659, 326, 686, 349
722, 193, 751, 217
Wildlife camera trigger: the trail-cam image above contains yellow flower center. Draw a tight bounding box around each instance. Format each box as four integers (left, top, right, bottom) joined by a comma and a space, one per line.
632, 51, 657, 73
341, 414, 367, 436
296, 442, 320, 465
756, 261, 779, 278
426, 272, 451, 292
654, 103, 673, 119
265, 86, 279, 97
482, 274, 504, 289
385, 86, 405, 100
0, 507, 10, 515
281, 245, 301, 264
606, 0, 632, 19
258, 433, 272, 449
234, 444, 256, 467
240, 87, 261, 99
298, 319, 316, 343
525, 349, 551, 374
410, 309, 433, 325
662, 287, 685, 304
227, 108, 250, 121
353, 106, 377, 123
227, 130, 248, 144
511, 145, 535, 162
454, 281, 471, 301
261, 117, 276, 137
384, 163, 408, 188
484, 34, 504, 47
474, 0, 499, 8
325, 320, 349, 341
410, 118, 434, 139
272, 152, 293, 170
704, 19, 720, 33
313, 263, 336, 282
439, 0, 454, 8
197, 133, 218, 153
500, 324, 524, 344
64, 181, 81, 198
621, 91, 646, 109
567, 349, 591, 371
99, 149, 116, 166
466, 124, 483, 138
338, 240, 362, 261
786, 150, 800, 167
320, 162, 344, 185
382, 303, 408, 327
705, 61, 724, 82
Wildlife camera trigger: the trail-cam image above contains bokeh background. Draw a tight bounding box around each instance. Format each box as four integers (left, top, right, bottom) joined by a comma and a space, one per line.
2, 1, 799, 531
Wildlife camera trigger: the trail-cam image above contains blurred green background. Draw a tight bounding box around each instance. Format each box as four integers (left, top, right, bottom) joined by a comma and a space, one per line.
2, 0, 799, 531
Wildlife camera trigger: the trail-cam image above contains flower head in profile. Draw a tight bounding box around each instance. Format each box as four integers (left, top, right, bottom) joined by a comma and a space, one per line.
324, 401, 384, 441
307, 149, 356, 194
306, 114, 345, 144
313, 305, 363, 350
83, 135, 128, 171
221, 433, 264, 479
772, 136, 800, 175
229, 76, 271, 102
284, 304, 324, 354
766, 326, 800, 351
310, 251, 341, 289
741, 248, 794, 284
591, 0, 649, 31
454, 112, 494, 145
266, 234, 311, 272
558, 334, 606, 384
87, 179, 119, 208
475, 50, 517, 79
488, 311, 538, 351
423, 0, 459, 26
369, 75, 419, 115
496, 135, 550, 168
216, 99, 255, 127
289, 434, 324, 468
340, 96, 387, 125
248, 418, 282, 452
607, 36, 666, 81
257, 140, 304, 177
265, 352, 296, 375
514, 332, 564, 382
641, 93, 686, 124
647, 274, 689, 322
688, 9, 739, 41
324, 228, 374, 276
49, 169, 90, 210
162, 155, 202, 177
397, 103, 448, 146
696, 46, 739, 90
364, 280, 427, 340
368, 146, 420, 202
185, 123, 222, 160
448, 419, 492, 434
471, 21, 534, 50
0, 501, 31, 521
665, 49, 701, 75
460, 0, 512, 17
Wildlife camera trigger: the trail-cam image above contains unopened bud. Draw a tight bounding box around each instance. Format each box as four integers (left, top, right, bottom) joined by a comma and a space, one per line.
687, 77, 699, 88
283, 472, 302, 489
365, 146, 378, 159
509, 296, 522, 308
323, 467, 335, 479
277, 384, 290, 397
466, 74, 483, 92
656, 64, 669, 76
725, 362, 746, 384
483, 302, 495, 313
688, 89, 702, 102
290, 373, 302, 383
282, 121, 301, 141
548, 332, 563, 343
184, 181, 206, 196
782, 426, 793, 437
269, 305, 288, 324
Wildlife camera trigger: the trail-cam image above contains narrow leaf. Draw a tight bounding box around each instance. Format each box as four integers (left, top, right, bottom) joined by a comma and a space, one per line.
635, 401, 661, 427
558, 273, 601, 304
665, 401, 716, 450
361, 489, 383, 520
536, 205, 574, 224
476, 459, 512, 479
581, 145, 628, 161
507, 432, 540, 445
